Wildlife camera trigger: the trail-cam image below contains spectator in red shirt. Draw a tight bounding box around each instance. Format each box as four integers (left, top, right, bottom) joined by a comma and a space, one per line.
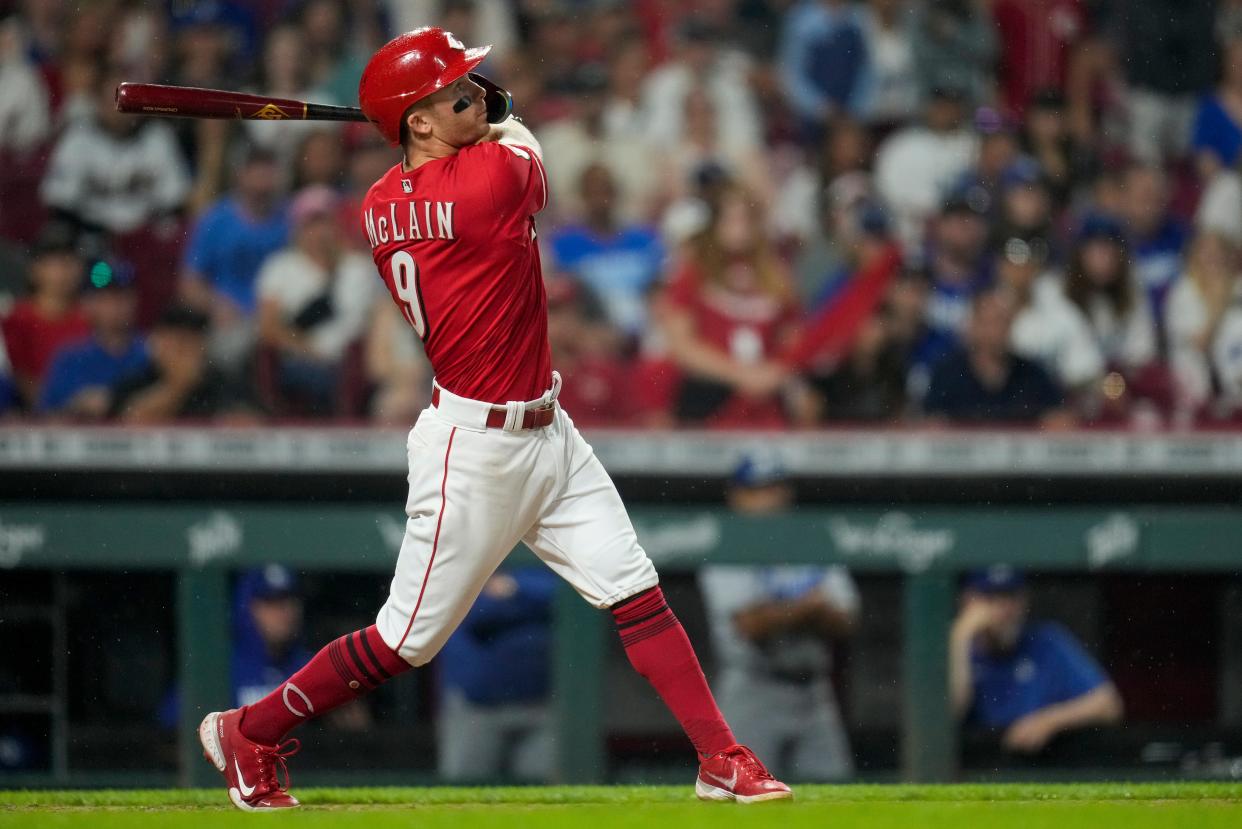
660, 185, 800, 428
1, 225, 89, 406
545, 277, 634, 428
993, 0, 1087, 118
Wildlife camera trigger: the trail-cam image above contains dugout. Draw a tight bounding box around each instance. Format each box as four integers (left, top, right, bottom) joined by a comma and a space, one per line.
1, 426, 1241, 787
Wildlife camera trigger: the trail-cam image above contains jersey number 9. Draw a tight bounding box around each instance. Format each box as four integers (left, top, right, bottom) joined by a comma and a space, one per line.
390, 250, 426, 339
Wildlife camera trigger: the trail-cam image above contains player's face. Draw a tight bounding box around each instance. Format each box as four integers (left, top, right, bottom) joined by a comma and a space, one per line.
414, 75, 490, 148
251, 596, 303, 647
84, 288, 135, 334
969, 293, 1014, 356
31, 252, 84, 299
727, 483, 795, 515
986, 593, 1028, 649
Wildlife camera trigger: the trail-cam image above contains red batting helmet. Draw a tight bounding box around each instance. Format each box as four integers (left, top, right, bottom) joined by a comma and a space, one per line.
358, 27, 491, 145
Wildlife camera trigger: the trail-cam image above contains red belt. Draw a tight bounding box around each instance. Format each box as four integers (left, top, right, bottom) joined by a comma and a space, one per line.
431, 387, 556, 430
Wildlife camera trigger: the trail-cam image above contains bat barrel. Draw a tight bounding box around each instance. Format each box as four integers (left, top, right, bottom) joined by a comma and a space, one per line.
115, 83, 368, 123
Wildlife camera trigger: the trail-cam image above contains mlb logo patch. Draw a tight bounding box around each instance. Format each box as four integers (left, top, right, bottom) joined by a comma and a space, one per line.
401, 180, 412, 193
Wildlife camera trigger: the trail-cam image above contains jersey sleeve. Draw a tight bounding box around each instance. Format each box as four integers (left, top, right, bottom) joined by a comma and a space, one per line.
474, 140, 549, 217
1041, 623, 1110, 701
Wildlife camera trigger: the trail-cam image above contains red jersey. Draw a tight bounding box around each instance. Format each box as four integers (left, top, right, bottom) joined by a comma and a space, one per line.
362, 140, 551, 404
666, 262, 798, 364
1, 300, 89, 385
994, 0, 1085, 117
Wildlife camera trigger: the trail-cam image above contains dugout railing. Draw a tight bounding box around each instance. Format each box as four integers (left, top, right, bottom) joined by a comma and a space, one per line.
1, 426, 1241, 787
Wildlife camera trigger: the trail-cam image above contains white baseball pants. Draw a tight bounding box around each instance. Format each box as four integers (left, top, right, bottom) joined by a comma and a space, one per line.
375, 385, 659, 665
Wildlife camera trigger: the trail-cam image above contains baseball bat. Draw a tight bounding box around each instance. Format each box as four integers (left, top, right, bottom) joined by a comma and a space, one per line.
115, 83, 368, 123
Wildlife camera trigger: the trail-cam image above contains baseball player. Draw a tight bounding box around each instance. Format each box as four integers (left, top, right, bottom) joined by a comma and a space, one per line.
699, 453, 858, 781
198, 27, 791, 810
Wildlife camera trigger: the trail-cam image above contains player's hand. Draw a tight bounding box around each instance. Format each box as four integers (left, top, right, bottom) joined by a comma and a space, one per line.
161, 347, 206, 391
734, 362, 788, 399
951, 598, 995, 643
1002, 711, 1058, 754
67, 386, 111, 419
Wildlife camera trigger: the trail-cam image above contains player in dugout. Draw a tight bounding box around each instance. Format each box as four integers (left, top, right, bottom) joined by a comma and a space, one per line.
950, 566, 1124, 755
196, 28, 791, 810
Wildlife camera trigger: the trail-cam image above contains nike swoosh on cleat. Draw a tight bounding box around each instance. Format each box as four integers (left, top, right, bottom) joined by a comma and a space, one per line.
234, 756, 257, 797
704, 769, 738, 789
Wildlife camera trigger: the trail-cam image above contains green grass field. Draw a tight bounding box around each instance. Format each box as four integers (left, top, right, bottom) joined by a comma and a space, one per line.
3, 783, 1241, 829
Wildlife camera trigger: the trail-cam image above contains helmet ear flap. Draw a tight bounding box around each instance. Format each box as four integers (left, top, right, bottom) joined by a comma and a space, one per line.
469, 73, 513, 124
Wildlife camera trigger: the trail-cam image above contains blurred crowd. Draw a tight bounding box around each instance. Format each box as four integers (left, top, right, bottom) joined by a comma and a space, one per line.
2, 0, 1242, 429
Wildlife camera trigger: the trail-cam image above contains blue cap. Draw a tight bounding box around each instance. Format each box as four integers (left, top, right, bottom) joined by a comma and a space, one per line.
239, 565, 300, 600
1001, 158, 1045, 191
965, 565, 1026, 594
1077, 212, 1127, 245
731, 450, 788, 488
974, 106, 1015, 136
941, 182, 990, 217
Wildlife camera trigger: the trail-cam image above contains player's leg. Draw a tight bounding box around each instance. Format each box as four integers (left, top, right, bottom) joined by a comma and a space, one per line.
713, 670, 792, 780
508, 703, 554, 782
437, 688, 507, 781
203, 413, 537, 809
199, 618, 412, 810
523, 409, 790, 801
788, 680, 854, 782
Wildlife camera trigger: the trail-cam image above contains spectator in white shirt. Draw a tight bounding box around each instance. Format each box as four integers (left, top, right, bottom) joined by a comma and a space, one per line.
1061, 215, 1157, 373
858, 0, 918, 127
539, 64, 659, 226
256, 186, 379, 415
40, 70, 191, 236
640, 17, 763, 158
1166, 230, 1242, 413
995, 236, 1105, 394
0, 17, 51, 155
874, 86, 979, 256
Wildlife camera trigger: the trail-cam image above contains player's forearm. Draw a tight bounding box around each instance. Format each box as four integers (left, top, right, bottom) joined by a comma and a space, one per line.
487, 118, 542, 159
948, 630, 976, 718
733, 601, 803, 640
804, 599, 856, 639
258, 307, 318, 358
118, 382, 189, 424
663, 314, 748, 387
1037, 683, 1124, 734
732, 597, 851, 641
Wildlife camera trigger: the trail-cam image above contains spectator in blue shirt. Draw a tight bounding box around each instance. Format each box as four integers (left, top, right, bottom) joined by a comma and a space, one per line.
1118, 163, 1187, 327
37, 260, 148, 419
436, 567, 556, 782
924, 290, 1071, 426
180, 146, 289, 370
778, 0, 871, 138
919, 190, 994, 371
1192, 37, 1242, 176
549, 163, 664, 340
159, 565, 314, 730
950, 567, 1123, 754
233, 566, 313, 710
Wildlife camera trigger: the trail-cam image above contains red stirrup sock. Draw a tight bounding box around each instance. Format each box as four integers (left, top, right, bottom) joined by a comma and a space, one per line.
239, 624, 411, 746
611, 586, 735, 758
